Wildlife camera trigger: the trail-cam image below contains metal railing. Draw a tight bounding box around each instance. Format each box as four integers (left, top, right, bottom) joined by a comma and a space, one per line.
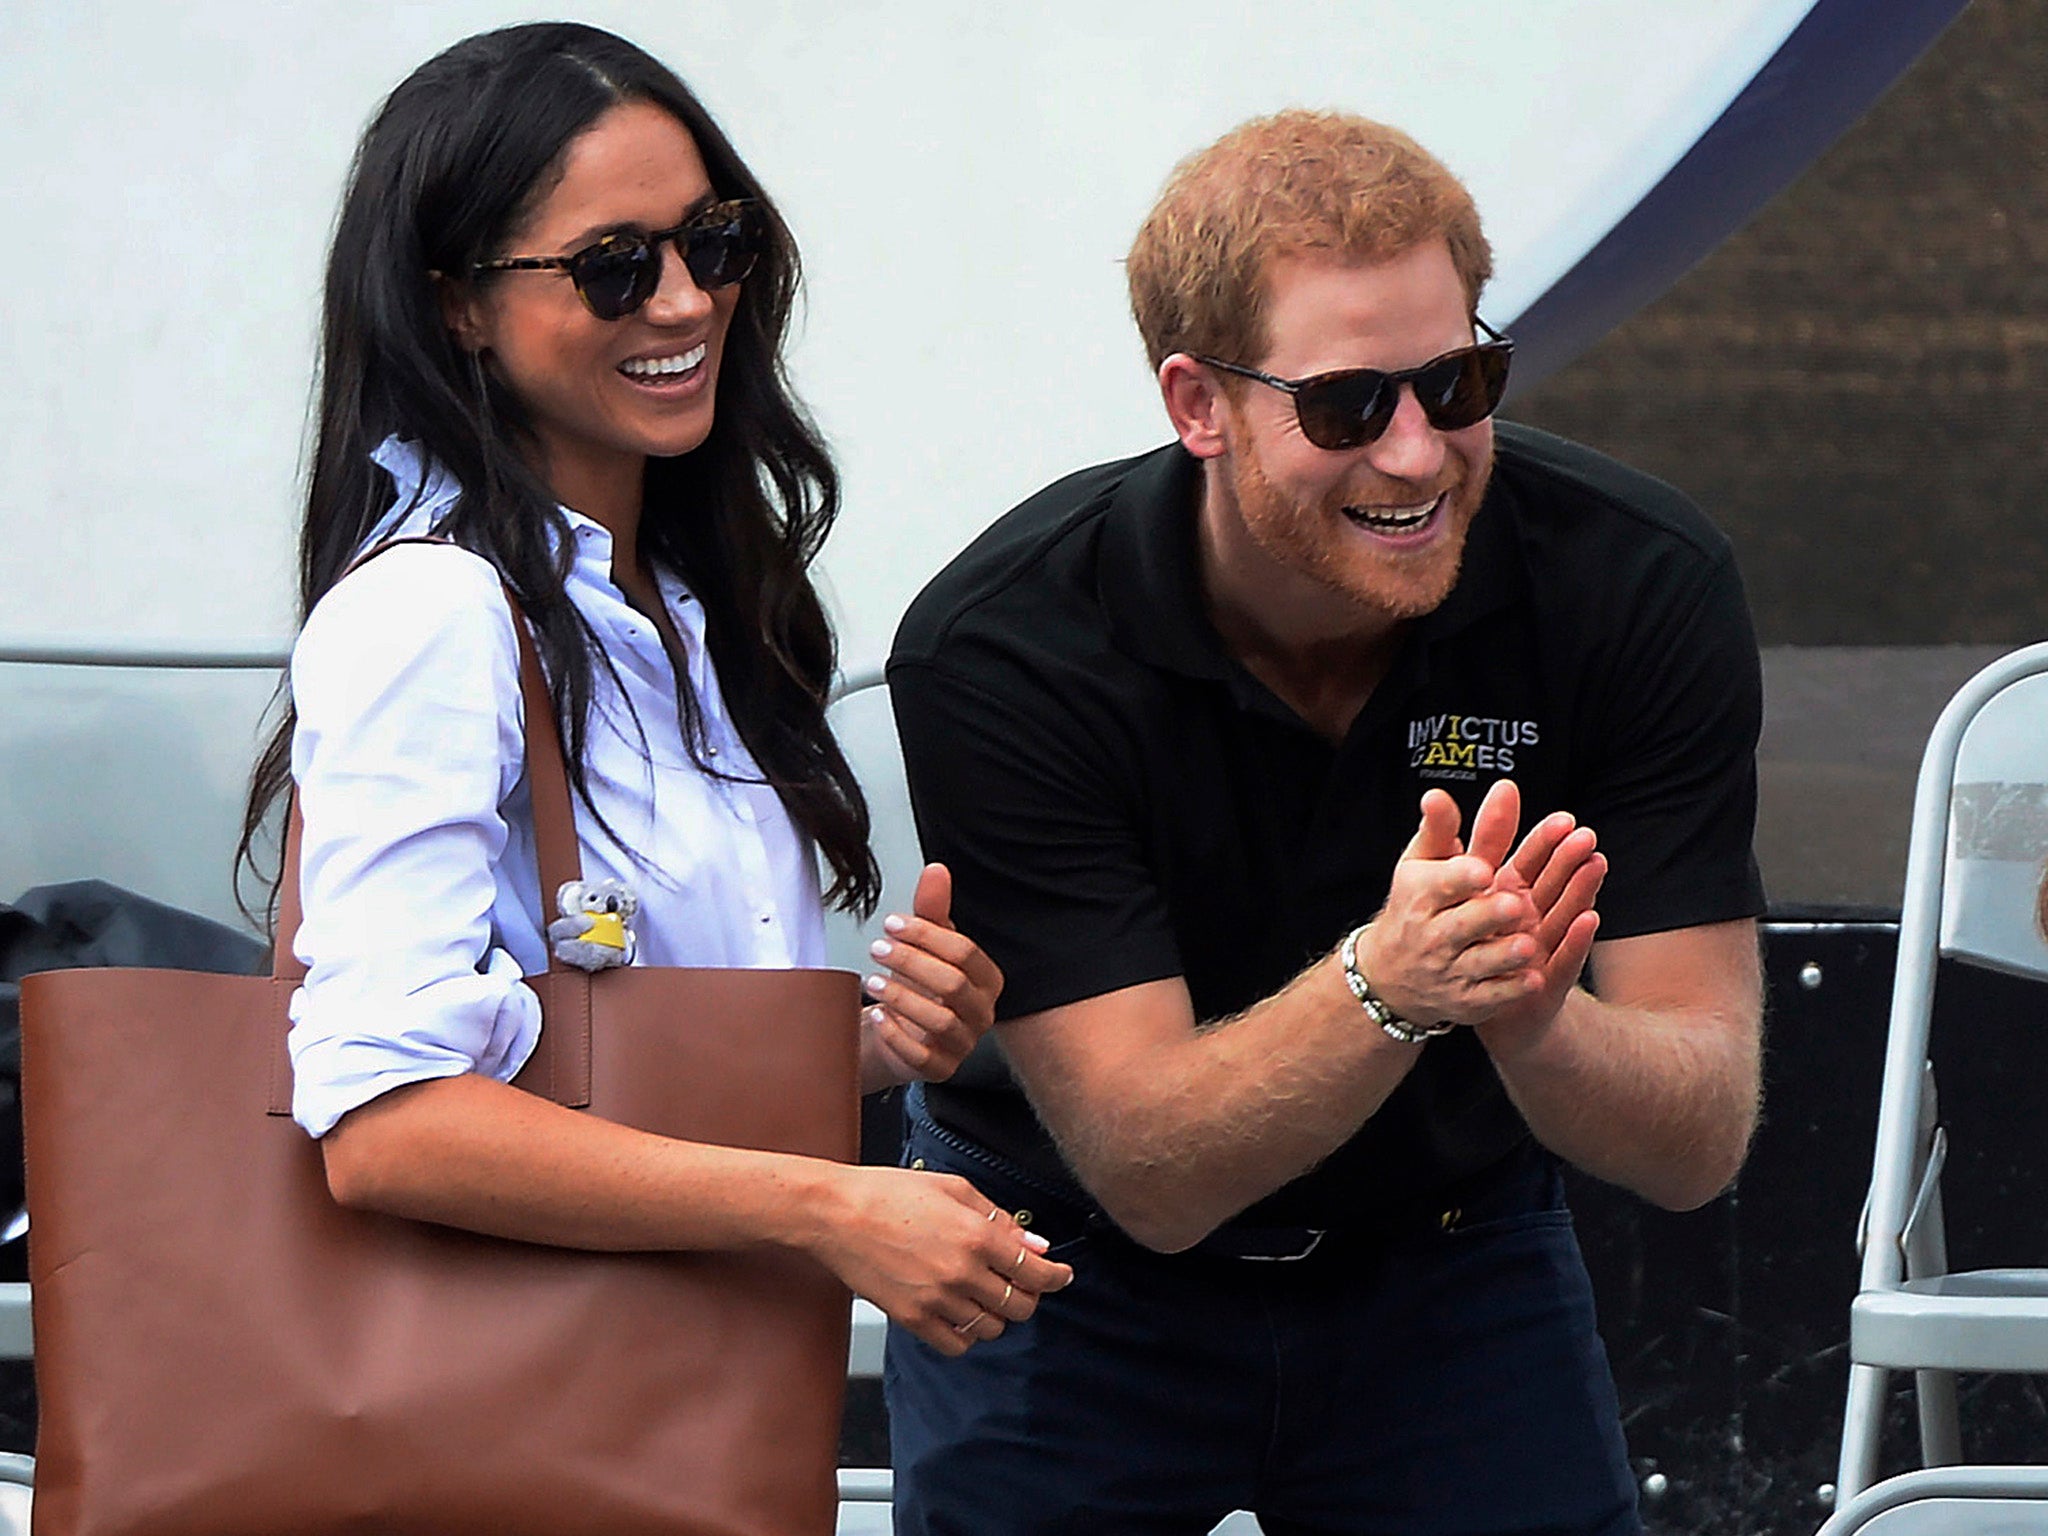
0, 638, 290, 669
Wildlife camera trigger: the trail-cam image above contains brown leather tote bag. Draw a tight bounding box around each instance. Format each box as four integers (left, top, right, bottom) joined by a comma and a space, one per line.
21, 580, 860, 1536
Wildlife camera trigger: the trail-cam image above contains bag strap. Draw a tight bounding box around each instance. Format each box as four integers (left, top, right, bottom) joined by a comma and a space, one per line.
270, 535, 596, 1110
505, 582, 584, 946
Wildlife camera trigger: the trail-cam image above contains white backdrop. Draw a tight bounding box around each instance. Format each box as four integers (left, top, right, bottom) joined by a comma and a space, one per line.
0, 0, 1816, 925
3, 0, 1816, 670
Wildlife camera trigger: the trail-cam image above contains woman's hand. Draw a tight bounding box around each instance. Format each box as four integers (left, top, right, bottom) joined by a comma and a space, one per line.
809, 1164, 1073, 1355
859, 863, 1004, 1091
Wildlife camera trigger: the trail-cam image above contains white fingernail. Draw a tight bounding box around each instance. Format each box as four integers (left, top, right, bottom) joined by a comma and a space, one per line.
1022, 1231, 1050, 1252
869, 938, 893, 960
864, 974, 887, 995
883, 914, 907, 934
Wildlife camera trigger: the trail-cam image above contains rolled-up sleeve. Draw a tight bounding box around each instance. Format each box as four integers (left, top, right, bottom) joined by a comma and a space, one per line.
285, 544, 540, 1137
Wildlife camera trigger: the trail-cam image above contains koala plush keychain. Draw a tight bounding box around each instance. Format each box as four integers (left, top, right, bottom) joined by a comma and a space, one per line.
548, 878, 640, 970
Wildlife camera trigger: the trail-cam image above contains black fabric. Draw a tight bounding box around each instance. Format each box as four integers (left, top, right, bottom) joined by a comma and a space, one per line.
0, 881, 265, 1226
888, 421, 1765, 1228
884, 1103, 1639, 1536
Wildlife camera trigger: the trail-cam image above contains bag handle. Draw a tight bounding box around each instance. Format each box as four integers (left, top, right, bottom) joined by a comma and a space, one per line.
270, 537, 596, 1111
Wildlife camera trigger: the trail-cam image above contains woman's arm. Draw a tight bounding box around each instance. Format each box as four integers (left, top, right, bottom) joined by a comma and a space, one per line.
322, 1073, 1069, 1355
291, 554, 1066, 1349
287, 547, 542, 1137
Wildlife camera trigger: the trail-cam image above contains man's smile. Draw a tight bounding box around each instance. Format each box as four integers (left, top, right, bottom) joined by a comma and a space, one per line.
1338, 489, 1447, 538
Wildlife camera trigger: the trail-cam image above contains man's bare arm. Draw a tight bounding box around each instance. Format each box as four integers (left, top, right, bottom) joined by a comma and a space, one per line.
998, 968, 1419, 1253
997, 782, 1584, 1252
1475, 919, 1763, 1211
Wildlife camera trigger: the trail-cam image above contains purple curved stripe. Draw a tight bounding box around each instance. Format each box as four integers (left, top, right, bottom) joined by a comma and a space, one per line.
1505, 0, 1971, 391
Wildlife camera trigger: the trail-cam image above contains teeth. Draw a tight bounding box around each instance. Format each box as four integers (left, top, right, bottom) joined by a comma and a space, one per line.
620, 343, 707, 379
1343, 493, 1440, 531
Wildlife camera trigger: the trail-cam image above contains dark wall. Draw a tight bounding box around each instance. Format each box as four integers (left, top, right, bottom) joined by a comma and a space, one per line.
1511, 0, 2048, 647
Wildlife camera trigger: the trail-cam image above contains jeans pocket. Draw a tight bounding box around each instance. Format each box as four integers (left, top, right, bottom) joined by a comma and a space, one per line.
903, 1121, 1100, 1251
1042, 1231, 1095, 1262
1444, 1204, 1574, 1242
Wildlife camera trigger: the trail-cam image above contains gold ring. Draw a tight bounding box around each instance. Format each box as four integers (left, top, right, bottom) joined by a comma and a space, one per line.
1010, 1246, 1029, 1276
1000, 1281, 1015, 1309
985, 1208, 1002, 1223
952, 1309, 988, 1335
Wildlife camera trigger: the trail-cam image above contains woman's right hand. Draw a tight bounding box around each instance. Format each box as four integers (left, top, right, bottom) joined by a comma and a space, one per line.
809, 1165, 1073, 1356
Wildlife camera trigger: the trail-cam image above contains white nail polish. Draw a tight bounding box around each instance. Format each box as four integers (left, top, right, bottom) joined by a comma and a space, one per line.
869, 938, 893, 960
883, 914, 907, 934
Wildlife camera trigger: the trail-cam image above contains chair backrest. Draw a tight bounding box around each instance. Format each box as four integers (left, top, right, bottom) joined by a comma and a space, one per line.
822, 671, 924, 972
1858, 642, 2048, 1297
1939, 667, 2048, 979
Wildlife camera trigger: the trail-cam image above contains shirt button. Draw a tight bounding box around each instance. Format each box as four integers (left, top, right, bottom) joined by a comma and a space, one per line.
758, 913, 773, 925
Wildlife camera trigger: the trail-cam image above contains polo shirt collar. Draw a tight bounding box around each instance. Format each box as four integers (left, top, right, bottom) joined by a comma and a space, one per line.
1414, 469, 1520, 643
1099, 445, 1234, 681
1100, 441, 1523, 680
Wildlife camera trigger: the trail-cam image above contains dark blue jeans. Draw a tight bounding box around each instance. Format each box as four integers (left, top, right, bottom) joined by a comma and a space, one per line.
885, 1088, 1640, 1536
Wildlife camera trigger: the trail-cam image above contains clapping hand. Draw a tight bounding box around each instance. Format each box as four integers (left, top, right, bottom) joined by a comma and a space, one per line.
1352, 780, 1604, 1031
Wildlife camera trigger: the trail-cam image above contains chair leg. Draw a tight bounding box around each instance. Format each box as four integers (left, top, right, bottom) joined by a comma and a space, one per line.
1898, 1097, 1962, 1470
1914, 1368, 1962, 1466
1838, 1362, 1889, 1502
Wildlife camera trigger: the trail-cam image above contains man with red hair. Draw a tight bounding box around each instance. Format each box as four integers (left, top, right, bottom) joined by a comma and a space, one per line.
884, 110, 1764, 1535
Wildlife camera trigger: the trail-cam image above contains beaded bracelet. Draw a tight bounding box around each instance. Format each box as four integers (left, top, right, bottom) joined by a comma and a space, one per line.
1339, 924, 1457, 1045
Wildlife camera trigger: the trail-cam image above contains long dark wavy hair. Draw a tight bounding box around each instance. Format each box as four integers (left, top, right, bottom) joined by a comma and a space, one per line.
239, 21, 879, 922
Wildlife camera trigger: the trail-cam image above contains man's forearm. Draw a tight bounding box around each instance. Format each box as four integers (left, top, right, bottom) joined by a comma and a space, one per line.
1008, 789, 1580, 1252
1012, 959, 1423, 1252
1475, 926, 1763, 1210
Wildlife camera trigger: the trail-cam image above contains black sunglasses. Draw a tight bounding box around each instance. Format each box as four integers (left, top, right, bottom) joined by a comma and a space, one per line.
1194, 319, 1513, 450
471, 199, 762, 321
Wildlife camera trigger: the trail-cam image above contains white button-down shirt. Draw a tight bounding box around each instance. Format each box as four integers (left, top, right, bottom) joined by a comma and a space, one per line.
286, 439, 825, 1137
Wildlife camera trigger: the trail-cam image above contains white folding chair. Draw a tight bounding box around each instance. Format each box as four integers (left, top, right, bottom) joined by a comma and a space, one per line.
824, 673, 913, 1529
1819, 1466, 2048, 1535
822, 669, 923, 979
1837, 641, 2048, 1507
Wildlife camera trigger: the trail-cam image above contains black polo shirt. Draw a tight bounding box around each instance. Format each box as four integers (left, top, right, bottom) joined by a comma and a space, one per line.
888, 422, 1765, 1228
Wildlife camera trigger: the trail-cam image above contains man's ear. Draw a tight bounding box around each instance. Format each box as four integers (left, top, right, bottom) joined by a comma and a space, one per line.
434, 273, 490, 355
1158, 353, 1231, 461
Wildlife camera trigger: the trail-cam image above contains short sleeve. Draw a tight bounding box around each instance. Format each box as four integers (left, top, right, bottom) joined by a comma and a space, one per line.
888, 656, 1183, 1019
1574, 547, 1766, 939
286, 544, 541, 1136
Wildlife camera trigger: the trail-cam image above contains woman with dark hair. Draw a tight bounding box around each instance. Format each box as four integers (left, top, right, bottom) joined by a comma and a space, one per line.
239, 21, 1068, 1356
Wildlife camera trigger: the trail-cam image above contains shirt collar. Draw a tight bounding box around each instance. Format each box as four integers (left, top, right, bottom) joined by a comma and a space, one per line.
1098, 441, 1522, 680
1099, 445, 1233, 681
363, 435, 696, 608
1415, 465, 1519, 642
363, 435, 462, 549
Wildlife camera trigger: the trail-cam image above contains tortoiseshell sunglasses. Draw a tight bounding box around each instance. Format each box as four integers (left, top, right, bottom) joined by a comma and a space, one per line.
472, 198, 761, 320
